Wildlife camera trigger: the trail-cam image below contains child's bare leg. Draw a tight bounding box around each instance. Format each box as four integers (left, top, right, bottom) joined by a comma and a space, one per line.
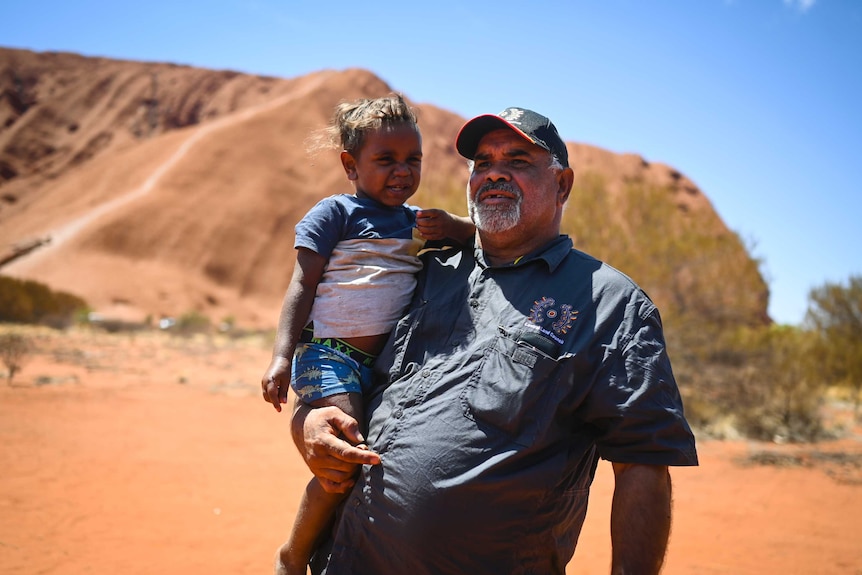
276, 392, 364, 575
275, 478, 345, 575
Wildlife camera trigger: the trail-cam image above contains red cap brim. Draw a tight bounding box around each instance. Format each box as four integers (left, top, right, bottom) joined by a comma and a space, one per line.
455, 114, 539, 159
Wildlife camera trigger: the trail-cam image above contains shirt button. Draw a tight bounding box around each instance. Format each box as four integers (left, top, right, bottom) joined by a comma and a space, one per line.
352, 498, 361, 507
422, 369, 431, 378
469, 299, 479, 308
394, 408, 403, 418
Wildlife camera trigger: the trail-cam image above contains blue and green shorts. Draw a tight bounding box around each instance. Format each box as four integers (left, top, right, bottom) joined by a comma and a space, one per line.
290, 328, 376, 403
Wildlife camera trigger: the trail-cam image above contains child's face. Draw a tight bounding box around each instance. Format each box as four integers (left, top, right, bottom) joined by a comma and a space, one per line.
341, 124, 422, 207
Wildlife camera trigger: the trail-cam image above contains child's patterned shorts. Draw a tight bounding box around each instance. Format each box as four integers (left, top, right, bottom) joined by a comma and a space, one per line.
290, 341, 375, 403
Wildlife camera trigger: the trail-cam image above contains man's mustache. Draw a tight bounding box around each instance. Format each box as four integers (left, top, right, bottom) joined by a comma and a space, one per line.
475, 181, 522, 200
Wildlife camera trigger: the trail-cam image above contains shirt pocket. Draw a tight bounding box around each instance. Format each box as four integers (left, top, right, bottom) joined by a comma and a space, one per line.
460, 328, 564, 447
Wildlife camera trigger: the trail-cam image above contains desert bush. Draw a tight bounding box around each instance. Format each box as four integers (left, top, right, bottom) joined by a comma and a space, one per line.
806, 275, 862, 414
562, 176, 832, 439
676, 323, 827, 442
0, 275, 88, 327
173, 310, 211, 336
566, 177, 769, 331
733, 325, 825, 441
0, 332, 31, 384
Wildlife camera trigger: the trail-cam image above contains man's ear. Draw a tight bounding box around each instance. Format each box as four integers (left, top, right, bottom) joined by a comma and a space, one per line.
341, 151, 358, 181
557, 167, 575, 205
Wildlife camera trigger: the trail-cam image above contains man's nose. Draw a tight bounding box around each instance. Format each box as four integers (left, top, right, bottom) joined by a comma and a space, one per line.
484, 162, 511, 180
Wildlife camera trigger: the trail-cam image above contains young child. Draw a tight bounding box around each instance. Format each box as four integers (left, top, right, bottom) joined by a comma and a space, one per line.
261, 94, 474, 575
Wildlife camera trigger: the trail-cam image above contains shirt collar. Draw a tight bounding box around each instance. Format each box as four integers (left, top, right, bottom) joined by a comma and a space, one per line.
473, 235, 573, 272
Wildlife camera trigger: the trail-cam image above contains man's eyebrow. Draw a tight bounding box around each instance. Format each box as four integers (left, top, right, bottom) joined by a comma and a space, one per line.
474, 147, 533, 161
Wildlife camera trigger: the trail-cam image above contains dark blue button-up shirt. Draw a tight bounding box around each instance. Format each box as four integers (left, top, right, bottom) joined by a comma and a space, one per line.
319, 235, 698, 575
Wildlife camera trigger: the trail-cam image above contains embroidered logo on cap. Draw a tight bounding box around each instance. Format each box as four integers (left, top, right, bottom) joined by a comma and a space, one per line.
500, 108, 525, 124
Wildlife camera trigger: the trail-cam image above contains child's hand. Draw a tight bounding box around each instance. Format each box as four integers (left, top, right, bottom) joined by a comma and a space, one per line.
416, 209, 475, 243
261, 356, 292, 412
415, 209, 450, 241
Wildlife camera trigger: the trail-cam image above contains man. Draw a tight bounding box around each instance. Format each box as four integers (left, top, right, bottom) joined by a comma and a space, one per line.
287, 107, 698, 574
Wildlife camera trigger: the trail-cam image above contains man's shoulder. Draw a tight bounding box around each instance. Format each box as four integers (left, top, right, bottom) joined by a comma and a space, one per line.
576, 251, 638, 287
561, 248, 631, 284
561, 248, 657, 312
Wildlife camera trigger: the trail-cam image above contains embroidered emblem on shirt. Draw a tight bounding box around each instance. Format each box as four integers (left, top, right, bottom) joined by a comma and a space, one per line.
528, 296, 578, 336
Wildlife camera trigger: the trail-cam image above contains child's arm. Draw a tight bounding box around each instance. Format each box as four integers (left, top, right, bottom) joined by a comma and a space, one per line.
267, 248, 366, 574
415, 209, 475, 244
262, 247, 327, 412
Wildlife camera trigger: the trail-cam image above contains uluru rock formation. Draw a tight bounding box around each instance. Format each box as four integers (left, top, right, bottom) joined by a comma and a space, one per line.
0, 47, 769, 329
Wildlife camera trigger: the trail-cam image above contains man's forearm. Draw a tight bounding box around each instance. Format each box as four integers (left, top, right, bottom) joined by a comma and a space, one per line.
610, 463, 672, 574
291, 398, 312, 454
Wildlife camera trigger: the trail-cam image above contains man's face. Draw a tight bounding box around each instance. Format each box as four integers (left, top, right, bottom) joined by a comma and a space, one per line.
467, 129, 570, 240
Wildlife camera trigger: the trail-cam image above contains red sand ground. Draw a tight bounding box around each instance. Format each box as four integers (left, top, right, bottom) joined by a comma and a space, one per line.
1, 327, 861, 574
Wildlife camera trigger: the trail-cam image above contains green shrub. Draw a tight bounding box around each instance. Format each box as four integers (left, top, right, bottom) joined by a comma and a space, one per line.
174, 310, 211, 335
806, 275, 862, 414
0, 332, 31, 384
678, 324, 827, 442
0, 275, 88, 327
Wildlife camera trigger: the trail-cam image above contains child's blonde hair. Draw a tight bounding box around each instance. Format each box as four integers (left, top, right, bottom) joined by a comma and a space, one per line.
308, 93, 419, 155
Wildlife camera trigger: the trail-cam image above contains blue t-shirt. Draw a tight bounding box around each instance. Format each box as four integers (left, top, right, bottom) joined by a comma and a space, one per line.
294, 194, 424, 338
294, 194, 420, 257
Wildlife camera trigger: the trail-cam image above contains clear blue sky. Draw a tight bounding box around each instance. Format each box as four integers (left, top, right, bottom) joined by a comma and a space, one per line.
4, 0, 860, 325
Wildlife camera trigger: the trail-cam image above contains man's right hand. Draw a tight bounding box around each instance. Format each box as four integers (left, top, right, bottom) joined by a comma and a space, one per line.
291, 403, 381, 493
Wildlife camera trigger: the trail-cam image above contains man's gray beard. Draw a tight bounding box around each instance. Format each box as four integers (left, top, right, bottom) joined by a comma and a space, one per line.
467, 181, 523, 233
468, 201, 521, 233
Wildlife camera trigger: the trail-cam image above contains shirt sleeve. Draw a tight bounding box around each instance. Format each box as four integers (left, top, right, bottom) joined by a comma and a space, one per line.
586, 304, 699, 467
294, 197, 345, 258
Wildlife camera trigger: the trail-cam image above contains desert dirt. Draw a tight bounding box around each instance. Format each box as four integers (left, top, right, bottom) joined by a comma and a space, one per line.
1, 326, 861, 575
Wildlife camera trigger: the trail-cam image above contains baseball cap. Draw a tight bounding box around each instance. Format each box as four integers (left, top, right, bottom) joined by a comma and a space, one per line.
455, 107, 569, 168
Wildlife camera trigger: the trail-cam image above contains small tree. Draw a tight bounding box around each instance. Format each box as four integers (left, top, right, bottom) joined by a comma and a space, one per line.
0, 333, 31, 384
719, 325, 825, 441
806, 275, 862, 415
